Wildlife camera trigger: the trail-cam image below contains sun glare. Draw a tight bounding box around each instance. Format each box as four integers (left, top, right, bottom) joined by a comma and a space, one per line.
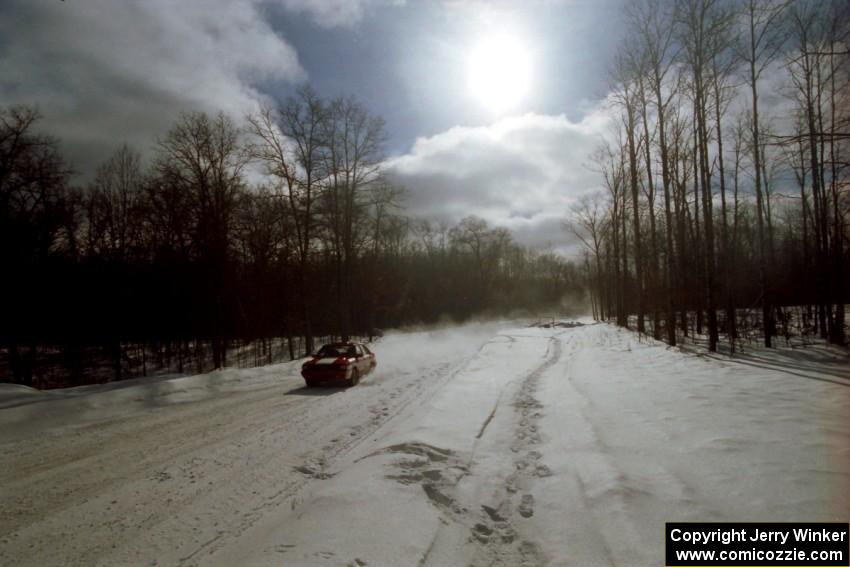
467, 34, 531, 113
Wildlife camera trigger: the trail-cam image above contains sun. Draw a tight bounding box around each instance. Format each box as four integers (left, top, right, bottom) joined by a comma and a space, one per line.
467, 34, 532, 113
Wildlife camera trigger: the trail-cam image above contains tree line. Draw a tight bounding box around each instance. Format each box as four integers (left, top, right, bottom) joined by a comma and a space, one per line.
0, 90, 583, 388
570, 0, 848, 351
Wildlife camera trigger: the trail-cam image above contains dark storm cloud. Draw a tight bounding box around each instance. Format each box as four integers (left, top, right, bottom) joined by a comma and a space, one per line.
0, 0, 306, 177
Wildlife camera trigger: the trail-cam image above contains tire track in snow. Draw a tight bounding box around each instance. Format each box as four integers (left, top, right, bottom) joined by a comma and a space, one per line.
0, 343, 479, 567
476, 393, 502, 439
177, 357, 475, 566
405, 331, 563, 567
465, 332, 563, 566
545, 325, 689, 566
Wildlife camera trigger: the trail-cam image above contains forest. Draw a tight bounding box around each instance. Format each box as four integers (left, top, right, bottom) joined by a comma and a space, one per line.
2, 0, 847, 389
568, 0, 848, 352
0, 92, 582, 388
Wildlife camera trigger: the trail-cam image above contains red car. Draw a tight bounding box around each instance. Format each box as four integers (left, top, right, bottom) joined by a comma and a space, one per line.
301, 342, 377, 387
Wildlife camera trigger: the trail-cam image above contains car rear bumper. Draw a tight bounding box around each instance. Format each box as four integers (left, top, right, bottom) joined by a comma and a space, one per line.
302, 368, 350, 384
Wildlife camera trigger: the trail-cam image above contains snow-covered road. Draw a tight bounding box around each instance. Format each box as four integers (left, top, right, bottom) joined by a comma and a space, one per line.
2, 322, 848, 566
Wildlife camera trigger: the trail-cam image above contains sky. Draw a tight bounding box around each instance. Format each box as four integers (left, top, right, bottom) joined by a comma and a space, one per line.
0, 0, 629, 255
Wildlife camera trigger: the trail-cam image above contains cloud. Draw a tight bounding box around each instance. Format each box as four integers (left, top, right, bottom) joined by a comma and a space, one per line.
278, 0, 405, 28
384, 109, 612, 254
0, 0, 305, 178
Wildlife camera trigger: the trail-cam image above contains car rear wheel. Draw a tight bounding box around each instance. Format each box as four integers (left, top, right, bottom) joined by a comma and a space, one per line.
349, 368, 360, 387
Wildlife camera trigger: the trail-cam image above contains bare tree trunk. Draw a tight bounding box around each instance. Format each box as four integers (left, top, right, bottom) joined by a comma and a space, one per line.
691, 106, 703, 337
695, 75, 719, 352
741, 0, 786, 348
828, 40, 845, 345
626, 105, 645, 334
657, 102, 677, 347
621, 173, 630, 327
637, 76, 662, 340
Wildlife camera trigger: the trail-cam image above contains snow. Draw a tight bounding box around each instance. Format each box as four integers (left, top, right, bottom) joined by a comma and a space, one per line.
1, 321, 848, 566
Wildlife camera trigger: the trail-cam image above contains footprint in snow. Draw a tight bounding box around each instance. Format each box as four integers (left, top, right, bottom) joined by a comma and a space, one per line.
481, 504, 506, 522
268, 543, 295, 554
471, 522, 493, 543
519, 494, 535, 518
535, 463, 553, 477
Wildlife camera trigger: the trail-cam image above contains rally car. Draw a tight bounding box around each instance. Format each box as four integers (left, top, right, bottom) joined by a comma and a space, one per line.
301, 342, 376, 387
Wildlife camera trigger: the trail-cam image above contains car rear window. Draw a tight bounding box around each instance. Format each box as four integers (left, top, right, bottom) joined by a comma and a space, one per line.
317, 345, 346, 357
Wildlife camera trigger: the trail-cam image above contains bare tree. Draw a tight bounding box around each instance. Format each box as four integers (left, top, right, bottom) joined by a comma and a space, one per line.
321, 96, 386, 340
155, 111, 249, 369
248, 86, 328, 355
450, 216, 511, 304
0, 105, 73, 385
628, 0, 682, 344
737, 0, 789, 347
594, 139, 628, 326
365, 177, 405, 338
566, 192, 608, 320
677, 0, 736, 351
85, 144, 144, 261
611, 51, 647, 334
785, 0, 849, 345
